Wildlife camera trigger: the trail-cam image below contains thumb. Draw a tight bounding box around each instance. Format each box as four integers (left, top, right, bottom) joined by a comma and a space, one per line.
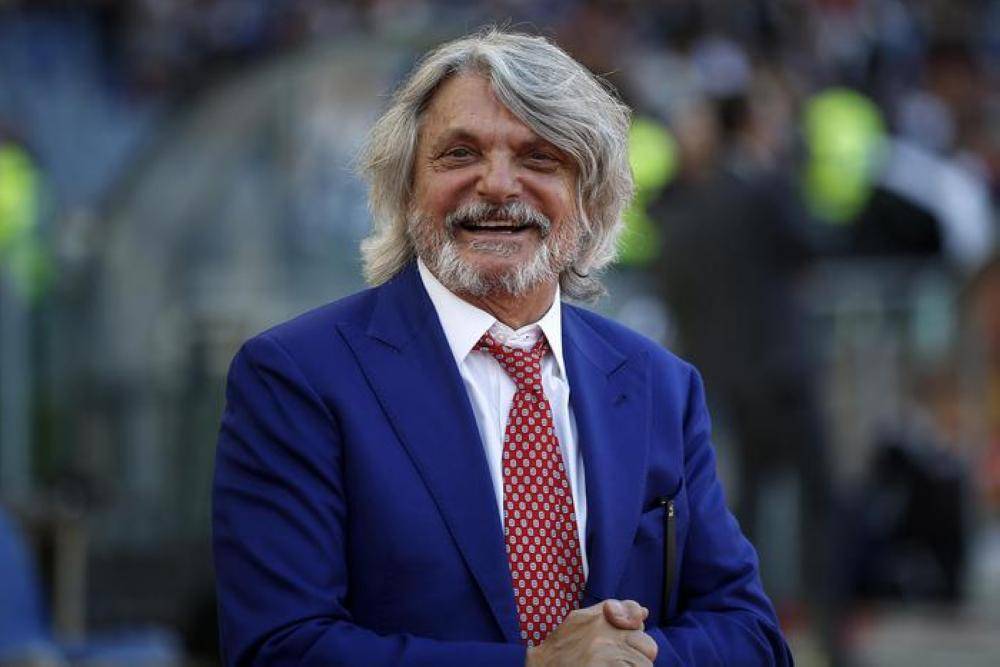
602, 599, 646, 630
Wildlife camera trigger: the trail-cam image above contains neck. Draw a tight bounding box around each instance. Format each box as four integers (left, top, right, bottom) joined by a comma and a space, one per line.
457, 280, 558, 329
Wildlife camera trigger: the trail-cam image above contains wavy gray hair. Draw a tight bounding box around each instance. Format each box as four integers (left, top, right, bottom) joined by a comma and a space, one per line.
358, 28, 633, 301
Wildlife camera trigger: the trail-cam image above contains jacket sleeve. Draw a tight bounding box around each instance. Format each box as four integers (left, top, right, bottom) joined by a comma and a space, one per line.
647, 366, 794, 666
212, 334, 526, 667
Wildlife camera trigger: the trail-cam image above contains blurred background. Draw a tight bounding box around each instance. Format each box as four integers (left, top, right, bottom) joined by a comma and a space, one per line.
0, 0, 998, 665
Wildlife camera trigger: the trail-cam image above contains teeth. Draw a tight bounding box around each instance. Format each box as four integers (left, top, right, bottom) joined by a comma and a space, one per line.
458, 218, 532, 234
473, 220, 516, 228
467, 226, 523, 233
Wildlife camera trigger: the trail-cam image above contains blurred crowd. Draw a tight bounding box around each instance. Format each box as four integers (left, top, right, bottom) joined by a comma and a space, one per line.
1, 1, 999, 666
2, 1, 997, 250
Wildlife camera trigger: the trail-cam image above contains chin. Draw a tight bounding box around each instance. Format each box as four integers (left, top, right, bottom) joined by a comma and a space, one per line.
425, 236, 560, 298
461, 240, 537, 271
463, 256, 527, 279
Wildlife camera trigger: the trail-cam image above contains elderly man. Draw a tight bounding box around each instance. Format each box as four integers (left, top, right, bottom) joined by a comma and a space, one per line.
213, 29, 791, 666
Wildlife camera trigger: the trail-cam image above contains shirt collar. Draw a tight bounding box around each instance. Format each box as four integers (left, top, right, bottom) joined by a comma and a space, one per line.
417, 258, 566, 378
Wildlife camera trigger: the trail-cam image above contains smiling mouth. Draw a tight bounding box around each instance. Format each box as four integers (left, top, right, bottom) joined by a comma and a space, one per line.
458, 219, 535, 234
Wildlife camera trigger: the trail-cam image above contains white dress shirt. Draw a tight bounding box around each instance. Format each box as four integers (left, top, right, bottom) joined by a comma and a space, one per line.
417, 259, 589, 577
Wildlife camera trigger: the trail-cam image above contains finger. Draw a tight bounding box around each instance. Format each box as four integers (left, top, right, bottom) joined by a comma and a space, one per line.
602, 599, 634, 629
624, 629, 659, 662
602, 599, 626, 621
577, 600, 609, 616
602, 599, 645, 630
622, 599, 649, 625
622, 659, 653, 667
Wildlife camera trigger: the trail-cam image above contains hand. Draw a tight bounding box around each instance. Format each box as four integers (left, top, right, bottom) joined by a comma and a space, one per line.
525, 599, 658, 667
602, 599, 649, 631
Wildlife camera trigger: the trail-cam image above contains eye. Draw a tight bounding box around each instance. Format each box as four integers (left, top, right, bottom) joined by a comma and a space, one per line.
442, 146, 475, 159
525, 150, 561, 170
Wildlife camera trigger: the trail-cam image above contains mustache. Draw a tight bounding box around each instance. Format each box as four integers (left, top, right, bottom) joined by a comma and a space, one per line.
443, 201, 552, 236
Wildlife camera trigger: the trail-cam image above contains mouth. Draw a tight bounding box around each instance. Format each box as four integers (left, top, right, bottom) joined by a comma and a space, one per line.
457, 219, 536, 235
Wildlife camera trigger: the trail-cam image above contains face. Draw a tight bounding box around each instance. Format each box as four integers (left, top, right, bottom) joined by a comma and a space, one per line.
409, 72, 581, 298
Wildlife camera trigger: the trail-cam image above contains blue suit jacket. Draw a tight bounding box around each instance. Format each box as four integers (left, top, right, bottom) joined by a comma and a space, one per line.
213, 263, 792, 666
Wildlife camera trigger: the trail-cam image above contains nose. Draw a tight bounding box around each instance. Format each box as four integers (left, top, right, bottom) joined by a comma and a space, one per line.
475, 153, 522, 203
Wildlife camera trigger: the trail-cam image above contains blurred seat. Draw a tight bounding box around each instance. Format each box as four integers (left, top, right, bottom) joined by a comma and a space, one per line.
0, 505, 183, 667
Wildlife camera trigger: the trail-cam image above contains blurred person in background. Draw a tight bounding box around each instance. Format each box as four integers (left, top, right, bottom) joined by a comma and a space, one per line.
965, 254, 1000, 513
652, 35, 835, 650
212, 28, 790, 667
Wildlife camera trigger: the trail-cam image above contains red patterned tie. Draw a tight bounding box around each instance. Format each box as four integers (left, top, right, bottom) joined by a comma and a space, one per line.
477, 332, 584, 646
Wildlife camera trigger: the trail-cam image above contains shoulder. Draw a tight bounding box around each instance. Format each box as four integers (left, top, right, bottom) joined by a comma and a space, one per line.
563, 303, 696, 385
235, 285, 380, 371
565, 304, 708, 438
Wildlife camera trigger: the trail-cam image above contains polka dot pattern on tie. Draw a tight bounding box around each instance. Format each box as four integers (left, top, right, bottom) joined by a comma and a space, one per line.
477, 332, 584, 646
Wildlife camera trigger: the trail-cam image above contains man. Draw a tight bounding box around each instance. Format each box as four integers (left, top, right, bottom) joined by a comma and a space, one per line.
213, 29, 791, 666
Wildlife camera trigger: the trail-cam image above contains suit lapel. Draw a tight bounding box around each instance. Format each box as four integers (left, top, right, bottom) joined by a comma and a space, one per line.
338, 264, 521, 643
339, 267, 650, 633
563, 308, 650, 606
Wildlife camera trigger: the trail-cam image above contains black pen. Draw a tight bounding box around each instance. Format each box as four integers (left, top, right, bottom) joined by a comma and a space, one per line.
656, 495, 677, 622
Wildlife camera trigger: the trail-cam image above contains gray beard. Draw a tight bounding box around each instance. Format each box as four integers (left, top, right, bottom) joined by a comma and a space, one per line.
407, 201, 578, 298
431, 235, 555, 298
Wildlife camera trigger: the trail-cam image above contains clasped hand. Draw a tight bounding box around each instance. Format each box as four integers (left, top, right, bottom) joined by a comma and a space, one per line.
525, 599, 658, 666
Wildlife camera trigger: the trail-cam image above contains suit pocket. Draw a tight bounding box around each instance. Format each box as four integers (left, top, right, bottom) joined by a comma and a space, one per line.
634, 480, 684, 622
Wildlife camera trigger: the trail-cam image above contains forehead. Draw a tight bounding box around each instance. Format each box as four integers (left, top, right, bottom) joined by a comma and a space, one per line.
418, 72, 539, 147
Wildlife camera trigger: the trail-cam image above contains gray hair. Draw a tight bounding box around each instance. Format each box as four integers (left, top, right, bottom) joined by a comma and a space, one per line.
357, 28, 634, 301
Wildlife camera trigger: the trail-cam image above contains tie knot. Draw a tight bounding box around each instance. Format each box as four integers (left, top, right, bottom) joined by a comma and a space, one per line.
477, 332, 549, 393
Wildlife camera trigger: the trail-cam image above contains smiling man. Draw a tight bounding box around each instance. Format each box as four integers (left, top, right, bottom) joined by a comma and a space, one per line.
213, 29, 791, 667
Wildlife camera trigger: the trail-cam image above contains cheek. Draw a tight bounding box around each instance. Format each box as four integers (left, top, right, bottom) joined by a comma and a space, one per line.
414, 171, 474, 215
525, 173, 577, 220
546, 186, 578, 225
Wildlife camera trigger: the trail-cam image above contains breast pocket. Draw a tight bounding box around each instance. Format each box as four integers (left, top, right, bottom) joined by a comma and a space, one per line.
628, 479, 686, 622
